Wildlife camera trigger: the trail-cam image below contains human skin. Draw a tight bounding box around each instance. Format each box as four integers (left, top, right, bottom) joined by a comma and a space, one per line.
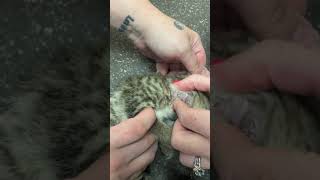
213, 40, 320, 180
214, 0, 319, 47
69, 108, 157, 180
172, 74, 210, 169
111, 0, 208, 76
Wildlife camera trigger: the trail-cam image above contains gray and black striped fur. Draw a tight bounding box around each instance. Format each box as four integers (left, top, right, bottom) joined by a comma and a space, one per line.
110, 72, 210, 180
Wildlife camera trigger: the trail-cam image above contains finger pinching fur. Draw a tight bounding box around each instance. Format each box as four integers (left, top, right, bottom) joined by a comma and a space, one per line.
110, 72, 210, 180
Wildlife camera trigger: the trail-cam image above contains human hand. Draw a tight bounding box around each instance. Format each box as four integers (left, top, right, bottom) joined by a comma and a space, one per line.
130, 13, 208, 76
213, 0, 319, 47
171, 99, 210, 169
110, 0, 208, 75
110, 108, 158, 180
213, 40, 320, 95
213, 40, 320, 180
171, 74, 210, 169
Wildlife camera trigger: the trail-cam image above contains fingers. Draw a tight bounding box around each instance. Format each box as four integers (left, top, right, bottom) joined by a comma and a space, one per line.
156, 63, 186, 75
171, 120, 210, 158
119, 133, 157, 163
213, 40, 320, 96
156, 63, 169, 75
173, 99, 210, 138
110, 108, 156, 148
126, 142, 158, 177
180, 47, 203, 74
292, 16, 320, 48
179, 153, 210, 169
192, 35, 207, 66
174, 74, 210, 92
179, 32, 208, 76
225, 0, 307, 40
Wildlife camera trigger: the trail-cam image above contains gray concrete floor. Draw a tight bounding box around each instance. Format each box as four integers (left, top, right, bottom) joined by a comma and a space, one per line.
0, 0, 107, 97
110, 0, 210, 92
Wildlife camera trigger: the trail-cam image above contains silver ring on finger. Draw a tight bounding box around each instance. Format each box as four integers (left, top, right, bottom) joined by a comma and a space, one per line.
193, 156, 205, 177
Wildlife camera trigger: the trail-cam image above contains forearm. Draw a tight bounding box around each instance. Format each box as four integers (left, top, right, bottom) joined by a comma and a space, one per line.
110, 0, 167, 34
214, 121, 320, 180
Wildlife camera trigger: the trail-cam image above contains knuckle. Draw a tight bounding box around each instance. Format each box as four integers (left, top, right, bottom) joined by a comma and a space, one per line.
145, 134, 156, 146
110, 154, 124, 170
131, 120, 148, 138
180, 109, 195, 124
171, 134, 181, 149
179, 154, 191, 167
148, 147, 157, 162
179, 154, 185, 163
117, 172, 128, 180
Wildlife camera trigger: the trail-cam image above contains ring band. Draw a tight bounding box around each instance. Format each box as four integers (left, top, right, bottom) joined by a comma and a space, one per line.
193, 156, 205, 177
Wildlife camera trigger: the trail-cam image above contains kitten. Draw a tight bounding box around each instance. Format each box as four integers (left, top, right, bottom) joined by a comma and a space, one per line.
110, 72, 210, 180
212, 30, 320, 153
214, 90, 320, 153
0, 47, 107, 180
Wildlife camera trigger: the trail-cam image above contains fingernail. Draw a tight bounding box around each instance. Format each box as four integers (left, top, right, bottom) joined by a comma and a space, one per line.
172, 80, 180, 84
212, 58, 225, 65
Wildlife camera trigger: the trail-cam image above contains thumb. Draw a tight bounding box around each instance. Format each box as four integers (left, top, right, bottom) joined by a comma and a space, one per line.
213, 40, 320, 96
110, 108, 156, 148
174, 74, 210, 92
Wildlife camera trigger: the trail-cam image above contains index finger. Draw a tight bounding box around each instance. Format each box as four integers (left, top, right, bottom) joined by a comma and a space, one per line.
110, 108, 156, 148
173, 99, 210, 138
174, 74, 210, 92
213, 40, 320, 96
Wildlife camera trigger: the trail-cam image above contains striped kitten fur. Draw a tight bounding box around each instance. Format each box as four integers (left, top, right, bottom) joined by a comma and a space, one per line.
214, 90, 320, 153
110, 72, 210, 180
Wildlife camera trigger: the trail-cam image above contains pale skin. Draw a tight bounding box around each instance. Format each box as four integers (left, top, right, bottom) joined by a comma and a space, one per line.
71, 0, 320, 180
111, 0, 209, 76
68, 108, 158, 180
109, 0, 209, 179
109, 109, 158, 180
214, 0, 319, 47
213, 39, 320, 180
213, 0, 320, 179
172, 75, 211, 169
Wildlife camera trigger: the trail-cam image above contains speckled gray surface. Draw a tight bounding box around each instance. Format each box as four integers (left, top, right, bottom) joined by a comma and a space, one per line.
110, 0, 210, 92
0, 0, 107, 97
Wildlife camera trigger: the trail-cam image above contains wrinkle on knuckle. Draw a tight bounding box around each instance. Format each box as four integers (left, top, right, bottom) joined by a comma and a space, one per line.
171, 134, 180, 149
132, 122, 148, 138
145, 134, 156, 146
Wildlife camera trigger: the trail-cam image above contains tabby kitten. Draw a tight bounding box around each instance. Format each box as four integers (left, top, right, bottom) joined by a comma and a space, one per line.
212, 30, 320, 153
214, 90, 320, 153
0, 48, 107, 180
110, 72, 210, 180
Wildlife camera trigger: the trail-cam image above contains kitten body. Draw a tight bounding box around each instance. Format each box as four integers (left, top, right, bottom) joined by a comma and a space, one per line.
110, 73, 210, 180
214, 90, 320, 153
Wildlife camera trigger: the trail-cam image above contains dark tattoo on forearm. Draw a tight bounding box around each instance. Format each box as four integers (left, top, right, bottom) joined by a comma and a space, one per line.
118, 15, 135, 32
174, 20, 185, 30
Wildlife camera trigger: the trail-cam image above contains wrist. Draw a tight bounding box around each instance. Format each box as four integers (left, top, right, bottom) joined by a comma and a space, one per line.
110, 0, 168, 34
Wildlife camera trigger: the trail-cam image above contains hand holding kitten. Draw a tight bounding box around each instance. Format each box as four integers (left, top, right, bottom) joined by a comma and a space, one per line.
110, 108, 158, 180
213, 39, 320, 180
171, 74, 210, 169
